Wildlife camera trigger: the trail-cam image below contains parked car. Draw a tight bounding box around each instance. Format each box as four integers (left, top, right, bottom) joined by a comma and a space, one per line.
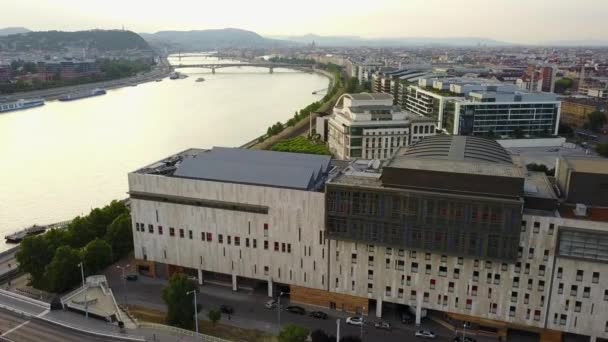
401, 312, 415, 324
374, 321, 391, 331
125, 274, 138, 281
453, 337, 476, 342
265, 300, 278, 309
346, 316, 364, 326
286, 305, 306, 315
415, 330, 436, 339
219, 305, 234, 315
309, 311, 328, 319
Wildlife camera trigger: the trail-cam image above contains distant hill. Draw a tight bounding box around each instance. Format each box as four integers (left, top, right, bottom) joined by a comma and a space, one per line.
541, 40, 608, 47
0, 30, 152, 52
0, 27, 30, 36
274, 34, 511, 47
140, 28, 288, 51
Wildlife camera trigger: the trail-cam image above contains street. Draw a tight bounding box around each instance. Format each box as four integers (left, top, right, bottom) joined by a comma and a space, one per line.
105, 261, 485, 342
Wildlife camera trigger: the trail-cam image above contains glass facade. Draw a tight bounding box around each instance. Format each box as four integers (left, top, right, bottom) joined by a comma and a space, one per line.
326, 186, 522, 261
457, 103, 559, 136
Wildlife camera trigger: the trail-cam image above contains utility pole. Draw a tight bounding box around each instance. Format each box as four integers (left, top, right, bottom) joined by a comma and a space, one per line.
336, 319, 341, 341
277, 291, 287, 330
78, 262, 88, 319
116, 264, 130, 305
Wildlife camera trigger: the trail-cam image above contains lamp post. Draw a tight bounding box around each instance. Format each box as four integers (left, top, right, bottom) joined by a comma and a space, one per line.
277, 291, 288, 330
187, 290, 199, 336
336, 319, 341, 341
463, 322, 467, 341
77, 262, 88, 319
116, 264, 130, 305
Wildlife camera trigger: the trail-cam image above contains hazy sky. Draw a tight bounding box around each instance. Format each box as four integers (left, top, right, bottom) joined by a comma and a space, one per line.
4, 0, 608, 43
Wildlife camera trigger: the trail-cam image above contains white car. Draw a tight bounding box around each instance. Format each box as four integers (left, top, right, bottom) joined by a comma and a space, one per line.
415, 330, 436, 339
346, 316, 364, 326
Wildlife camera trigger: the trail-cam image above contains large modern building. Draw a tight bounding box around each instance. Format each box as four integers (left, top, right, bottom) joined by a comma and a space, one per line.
130, 140, 608, 342
404, 78, 562, 137
326, 93, 436, 160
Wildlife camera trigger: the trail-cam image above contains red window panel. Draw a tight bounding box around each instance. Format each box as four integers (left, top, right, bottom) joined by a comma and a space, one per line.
430, 279, 436, 285
158, 226, 163, 235
466, 299, 473, 305
206, 233, 212, 241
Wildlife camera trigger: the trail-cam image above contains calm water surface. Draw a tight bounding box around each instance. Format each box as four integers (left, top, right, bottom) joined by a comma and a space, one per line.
0, 55, 328, 250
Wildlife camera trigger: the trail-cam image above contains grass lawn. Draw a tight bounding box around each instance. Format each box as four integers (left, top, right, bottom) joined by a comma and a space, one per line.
271, 136, 331, 155
127, 304, 277, 342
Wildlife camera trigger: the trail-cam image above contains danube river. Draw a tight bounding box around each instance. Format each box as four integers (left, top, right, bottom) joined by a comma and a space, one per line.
0, 55, 328, 251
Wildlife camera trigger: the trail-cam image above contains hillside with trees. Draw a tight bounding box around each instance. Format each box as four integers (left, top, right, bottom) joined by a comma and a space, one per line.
0, 30, 152, 52
140, 28, 287, 51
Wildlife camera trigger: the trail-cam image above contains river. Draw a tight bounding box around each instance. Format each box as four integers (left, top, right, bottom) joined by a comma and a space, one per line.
0, 55, 329, 251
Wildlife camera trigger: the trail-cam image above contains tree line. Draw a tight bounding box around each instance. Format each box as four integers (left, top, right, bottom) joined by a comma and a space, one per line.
16, 200, 133, 293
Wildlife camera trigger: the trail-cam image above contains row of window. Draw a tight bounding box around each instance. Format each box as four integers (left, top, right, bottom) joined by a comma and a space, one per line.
521, 220, 555, 235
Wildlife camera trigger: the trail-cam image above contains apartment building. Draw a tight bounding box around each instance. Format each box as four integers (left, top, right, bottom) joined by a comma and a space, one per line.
129, 139, 608, 342
560, 97, 607, 128
326, 93, 436, 160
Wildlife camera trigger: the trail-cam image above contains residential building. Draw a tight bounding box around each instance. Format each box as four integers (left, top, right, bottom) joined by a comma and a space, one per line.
560, 97, 607, 128
0, 65, 9, 82
326, 93, 436, 160
129, 139, 608, 342
516, 65, 556, 93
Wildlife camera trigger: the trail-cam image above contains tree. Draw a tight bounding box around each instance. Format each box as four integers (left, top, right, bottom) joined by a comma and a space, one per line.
588, 111, 607, 133
44, 246, 82, 293
278, 324, 309, 342
161, 273, 198, 329
311, 330, 334, 342
15, 235, 52, 288
83, 238, 113, 274
346, 77, 360, 93
596, 143, 608, 157
208, 309, 221, 326
105, 212, 133, 260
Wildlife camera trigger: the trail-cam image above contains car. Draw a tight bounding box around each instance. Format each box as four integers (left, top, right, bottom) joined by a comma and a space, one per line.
219, 305, 234, 315
286, 305, 306, 315
415, 330, 436, 339
453, 337, 476, 342
309, 311, 328, 319
401, 312, 415, 324
374, 321, 391, 331
124, 274, 138, 281
346, 316, 364, 326
265, 300, 278, 309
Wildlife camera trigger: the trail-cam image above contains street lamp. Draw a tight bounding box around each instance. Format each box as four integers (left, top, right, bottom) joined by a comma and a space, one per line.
277, 291, 288, 330
463, 321, 468, 341
336, 319, 341, 341
116, 264, 130, 305
187, 290, 199, 336
77, 262, 88, 319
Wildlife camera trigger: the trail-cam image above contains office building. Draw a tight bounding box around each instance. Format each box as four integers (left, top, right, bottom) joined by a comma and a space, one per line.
326, 93, 436, 160
130, 140, 608, 342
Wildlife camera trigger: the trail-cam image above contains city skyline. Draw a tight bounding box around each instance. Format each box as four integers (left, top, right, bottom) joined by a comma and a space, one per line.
5, 0, 608, 45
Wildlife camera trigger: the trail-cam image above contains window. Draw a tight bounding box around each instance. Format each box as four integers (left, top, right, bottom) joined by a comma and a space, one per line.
264, 266, 269, 275
528, 279, 533, 290
201, 232, 205, 241
576, 270, 584, 282
533, 222, 540, 233
549, 224, 555, 235
411, 262, 418, 273
571, 285, 578, 296
557, 267, 563, 279
219, 234, 223, 244
351, 253, 357, 264
524, 293, 529, 304
148, 224, 153, 233
281, 243, 285, 252
264, 240, 268, 250
539, 265, 546, 277
287, 244, 291, 253
367, 283, 373, 294
227, 235, 231, 245
425, 253, 431, 260
385, 286, 391, 296
593, 272, 600, 284
534, 310, 541, 321
188, 230, 193, 239
511, 291, 518, 303
448, 282, 454, 293
398, 249, 405, 257
425, 264, 431, 275
458, 257, 463, 265
274, 242, 279, 251
368, 245, 374, 253
509, 306, 515, 317
368, 256, 374, 267
206, 233, 212, 241
474, 259, 479, 268
583, 287, 590, 298
179, 229, 184, 238
538, 280, 545, 292
406, 275, 411, 286
264, 223, 269, 237
135, 223, 139, 232
253, 239, 257, 248
423, 292, 429, 303
454, 268, 460, 279
439, 266, 447, 277
235, 236, 240, 246
386, 247, 392, 256
558, 283, 563, 294
485, 261, 492, 269
471, 285, 478, 296
466, 299, 472, 310
158, 226, 163, 235
543, 249, 549, 262
501, 263, 508, 272
494, 274, 501, 285
560, 314, 567, 325
513, 276, 519, 288
409, 250, 415, 258
575, 301, 582, 313
528, 248, 534, 259
441, 255, 447, 262
521, 220, 527, 232
490, 303, 498, 314
515, 262, 521, 273
430, 279, 436, 290
397, 260, 405, 271
398, 288, 404, 298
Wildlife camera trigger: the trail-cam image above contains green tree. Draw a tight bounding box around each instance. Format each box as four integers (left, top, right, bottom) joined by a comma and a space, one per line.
83, 238, 113, 274
596, 143, 608, 157
588, 111, 607, 133
161, 273, 198, 329
44, 246, 82, 293
346, 77, 360, 93
278, 324, 309, 342
15, 235, 52, 288
105, 212, 133, 260
208, 308, 221, 326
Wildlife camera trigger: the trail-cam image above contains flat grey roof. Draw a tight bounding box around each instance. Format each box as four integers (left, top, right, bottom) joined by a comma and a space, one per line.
346, 93, 393, 101
172, 147, 331, 191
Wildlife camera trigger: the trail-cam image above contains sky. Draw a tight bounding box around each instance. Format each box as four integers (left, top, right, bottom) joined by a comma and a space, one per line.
4, 0, 608, 44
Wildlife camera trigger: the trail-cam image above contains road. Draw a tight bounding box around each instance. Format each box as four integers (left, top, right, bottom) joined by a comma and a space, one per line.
105, 262, 487, 342
0, 309, 134, 342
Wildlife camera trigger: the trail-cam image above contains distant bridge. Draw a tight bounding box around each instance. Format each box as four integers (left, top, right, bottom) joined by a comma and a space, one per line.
172, 63, 314, 74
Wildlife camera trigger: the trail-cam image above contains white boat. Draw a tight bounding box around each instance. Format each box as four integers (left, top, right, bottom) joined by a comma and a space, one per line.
0, 98, 45, 113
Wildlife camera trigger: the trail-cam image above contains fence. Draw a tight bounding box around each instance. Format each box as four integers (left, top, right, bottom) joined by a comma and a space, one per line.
138, 322, 232, 342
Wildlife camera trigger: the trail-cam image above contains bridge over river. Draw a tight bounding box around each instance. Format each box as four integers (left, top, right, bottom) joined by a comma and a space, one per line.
172, 63, 314, 74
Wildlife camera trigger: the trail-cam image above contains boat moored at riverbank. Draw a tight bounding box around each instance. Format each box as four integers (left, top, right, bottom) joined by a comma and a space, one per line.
0, 98, 45, 113
59, 88, 107, 102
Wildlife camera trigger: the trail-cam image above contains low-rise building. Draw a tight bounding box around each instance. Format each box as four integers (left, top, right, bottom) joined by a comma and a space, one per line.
326, 93, 436, 160
560, 97, 607, 128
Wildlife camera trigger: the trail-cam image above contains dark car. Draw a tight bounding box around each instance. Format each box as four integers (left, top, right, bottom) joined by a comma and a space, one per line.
286, 305, 306, 315
125, 274, 138, 281
401, 312, 415, 324
453, 337, 476, 342
220, 305, 234, 315
309, 311, 328, 319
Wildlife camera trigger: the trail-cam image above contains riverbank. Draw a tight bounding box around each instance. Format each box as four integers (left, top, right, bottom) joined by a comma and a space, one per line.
0, 58, 172, 103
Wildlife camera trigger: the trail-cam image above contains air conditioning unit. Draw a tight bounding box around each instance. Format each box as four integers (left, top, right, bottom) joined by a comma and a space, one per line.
574, 203, 587, 217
